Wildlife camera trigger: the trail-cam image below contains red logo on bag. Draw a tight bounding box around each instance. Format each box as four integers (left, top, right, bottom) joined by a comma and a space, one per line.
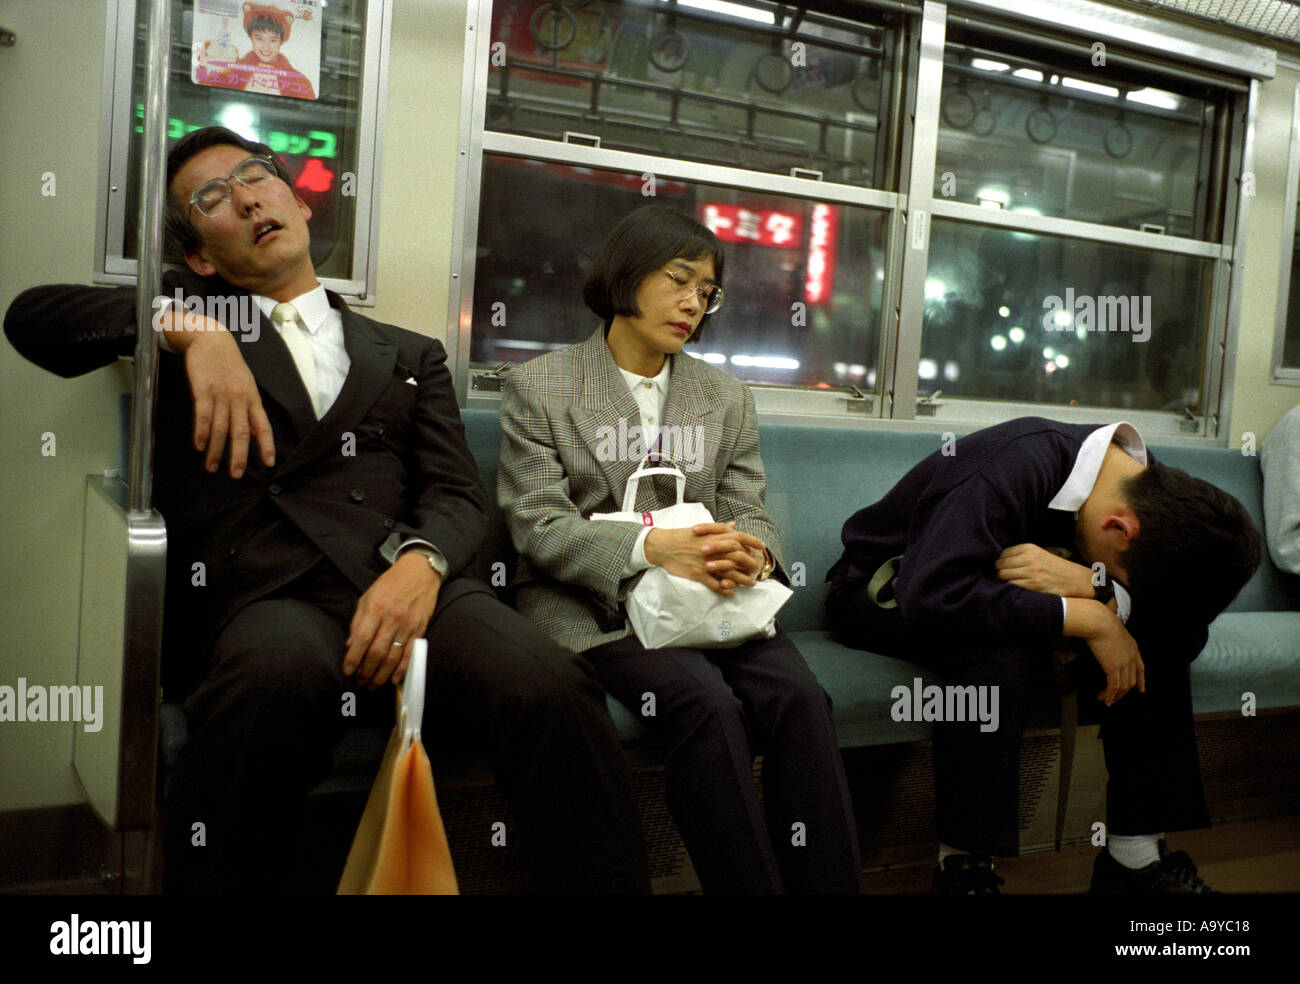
641, 512, 654, 525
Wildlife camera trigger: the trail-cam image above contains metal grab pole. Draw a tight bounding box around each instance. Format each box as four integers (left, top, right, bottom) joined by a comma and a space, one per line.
128, 0, 172, 515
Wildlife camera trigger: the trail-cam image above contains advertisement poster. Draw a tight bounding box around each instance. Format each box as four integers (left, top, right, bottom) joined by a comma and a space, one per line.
192, 1, 322, 102
491, 0, 622, 89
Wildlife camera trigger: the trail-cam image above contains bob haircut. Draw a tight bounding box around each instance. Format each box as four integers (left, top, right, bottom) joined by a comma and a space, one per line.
163, 126, 292, 262
582, 204, 725, 342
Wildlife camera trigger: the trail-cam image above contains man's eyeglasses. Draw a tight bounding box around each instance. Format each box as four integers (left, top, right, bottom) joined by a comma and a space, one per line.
663, 268, 724, 314
188, 156, 280, 219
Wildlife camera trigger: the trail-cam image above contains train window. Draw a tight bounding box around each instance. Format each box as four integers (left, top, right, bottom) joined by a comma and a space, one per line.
935, 26, 1227, 240
485, 0, 902, 188
921, 219, 1211, 411
95, 0, 390, 302
1272, 83, 1300, 385
451, 0, 1271, 437
469, 153, 888, 390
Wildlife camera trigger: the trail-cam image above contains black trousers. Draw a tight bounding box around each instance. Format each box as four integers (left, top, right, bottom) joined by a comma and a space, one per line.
826, 581, 1209, 858
164, 563, 651, 894
582, 628, 863, 893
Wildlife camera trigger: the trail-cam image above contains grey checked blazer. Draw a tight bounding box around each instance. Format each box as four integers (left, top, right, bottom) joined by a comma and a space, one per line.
498, 327, 786, 654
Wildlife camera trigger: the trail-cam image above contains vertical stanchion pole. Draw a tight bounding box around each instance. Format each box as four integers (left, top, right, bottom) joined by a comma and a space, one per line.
128, 0, 172, 515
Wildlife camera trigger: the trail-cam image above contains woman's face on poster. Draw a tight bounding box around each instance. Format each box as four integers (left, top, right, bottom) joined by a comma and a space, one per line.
250, 29, 283, 63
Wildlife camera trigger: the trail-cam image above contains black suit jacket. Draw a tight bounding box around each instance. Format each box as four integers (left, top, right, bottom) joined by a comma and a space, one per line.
5, 271, 488, 692
826, 417, 1207, 666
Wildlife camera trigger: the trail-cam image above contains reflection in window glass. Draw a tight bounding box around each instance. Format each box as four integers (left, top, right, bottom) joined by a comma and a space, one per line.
922, 220, 1211, 411
487, 0, 894, 187
122, 0, 366, 280
934, 28, 1220, 239
471, 155, 887, 389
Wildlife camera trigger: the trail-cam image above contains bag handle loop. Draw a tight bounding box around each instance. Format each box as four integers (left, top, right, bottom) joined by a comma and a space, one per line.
398, 639, 427, 750
620, 465, 687, 512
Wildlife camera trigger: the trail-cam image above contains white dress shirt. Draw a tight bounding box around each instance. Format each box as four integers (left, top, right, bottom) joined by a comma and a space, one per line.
617, 358, 672, 575
253, 285, 349, 417
1046, 422, 1148, 623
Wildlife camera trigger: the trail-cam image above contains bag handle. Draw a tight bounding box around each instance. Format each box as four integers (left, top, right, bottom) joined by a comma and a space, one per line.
398, 638, 427, 750
620, 465, 687, 512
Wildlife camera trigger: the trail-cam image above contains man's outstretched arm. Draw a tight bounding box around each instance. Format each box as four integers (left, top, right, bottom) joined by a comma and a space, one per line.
5, 281, 274, 476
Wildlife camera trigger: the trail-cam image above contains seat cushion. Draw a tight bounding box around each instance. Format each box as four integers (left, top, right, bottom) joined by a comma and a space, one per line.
1190, 612, 1300, 714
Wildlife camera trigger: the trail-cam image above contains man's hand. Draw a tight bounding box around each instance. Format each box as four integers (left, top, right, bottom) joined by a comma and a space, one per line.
996, 543, 1094, 599
343, 553, 442, 689
161, 308, 275, 478
645, 522, 767, 596
1063, 597, 1146, 706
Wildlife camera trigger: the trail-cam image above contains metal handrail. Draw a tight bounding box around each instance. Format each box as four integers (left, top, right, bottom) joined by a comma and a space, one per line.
128, 0, 171, 515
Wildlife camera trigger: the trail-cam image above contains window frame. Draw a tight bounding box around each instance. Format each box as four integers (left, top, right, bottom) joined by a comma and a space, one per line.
1271, 79, 1300, 387
94, 0, 393, 305
449, 0, 1274, 446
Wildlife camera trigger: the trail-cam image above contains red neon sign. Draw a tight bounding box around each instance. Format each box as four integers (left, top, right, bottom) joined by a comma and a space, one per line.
699, 203, 803, 248
804, 203, 839, 305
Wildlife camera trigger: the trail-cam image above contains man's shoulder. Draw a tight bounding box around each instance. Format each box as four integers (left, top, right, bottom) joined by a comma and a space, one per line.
924, 417, 1093, 496
333, 298, 444, 359
968, 416, 1097, 448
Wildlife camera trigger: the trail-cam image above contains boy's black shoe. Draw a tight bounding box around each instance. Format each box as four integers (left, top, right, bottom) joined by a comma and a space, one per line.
1090, 840, 1215, 895
933, 854, 1004, 895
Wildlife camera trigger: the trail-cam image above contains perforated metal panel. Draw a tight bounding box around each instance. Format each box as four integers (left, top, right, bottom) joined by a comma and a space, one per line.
1130, 0, 1300, 44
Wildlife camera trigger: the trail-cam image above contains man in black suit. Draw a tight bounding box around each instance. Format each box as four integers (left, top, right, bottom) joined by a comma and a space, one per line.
825, 418, 1261, 894
5, 127, 649, 894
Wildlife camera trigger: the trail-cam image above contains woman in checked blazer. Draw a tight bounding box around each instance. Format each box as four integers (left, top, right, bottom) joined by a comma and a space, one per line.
497, 205, 861, 893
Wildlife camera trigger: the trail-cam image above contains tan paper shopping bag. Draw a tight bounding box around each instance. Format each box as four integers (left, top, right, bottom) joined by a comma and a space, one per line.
337, 639, 458, 894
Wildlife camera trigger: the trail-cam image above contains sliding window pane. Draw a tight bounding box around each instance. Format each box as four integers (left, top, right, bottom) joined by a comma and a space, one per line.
471, 154, 887, 390
121, 0, 367, 280
921, 220, 1212, 410
487, 0, 894, 187
934, 27, 1221, 239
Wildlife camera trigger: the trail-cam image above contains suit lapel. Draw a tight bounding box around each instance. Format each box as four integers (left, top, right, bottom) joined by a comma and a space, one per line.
566, 329, 727, 508
663, 352, 724, 501
275, 294, 397, 477
567, 329, 646, 507
222, 284, 318, 438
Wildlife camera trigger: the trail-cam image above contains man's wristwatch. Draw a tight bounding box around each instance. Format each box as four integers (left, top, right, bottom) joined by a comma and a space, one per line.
758, 550, 774, 581
1092, 579, 1114, 605
397, 543, 449, 578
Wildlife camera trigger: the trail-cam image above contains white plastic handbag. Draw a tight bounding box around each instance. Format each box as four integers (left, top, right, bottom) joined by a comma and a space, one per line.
591, 464, 793, 649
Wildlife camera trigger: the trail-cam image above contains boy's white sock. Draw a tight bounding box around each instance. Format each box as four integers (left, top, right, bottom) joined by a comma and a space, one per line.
1107, 833, 1162, 869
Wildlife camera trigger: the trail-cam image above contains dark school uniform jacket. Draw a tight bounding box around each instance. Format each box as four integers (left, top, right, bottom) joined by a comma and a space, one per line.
826, 417, 1207, 664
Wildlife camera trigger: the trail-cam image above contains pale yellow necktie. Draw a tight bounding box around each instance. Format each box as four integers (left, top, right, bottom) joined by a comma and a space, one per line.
271, 301, 320, 417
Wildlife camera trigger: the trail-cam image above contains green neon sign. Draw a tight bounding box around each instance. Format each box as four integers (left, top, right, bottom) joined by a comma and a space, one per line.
133, 104, 338, 159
